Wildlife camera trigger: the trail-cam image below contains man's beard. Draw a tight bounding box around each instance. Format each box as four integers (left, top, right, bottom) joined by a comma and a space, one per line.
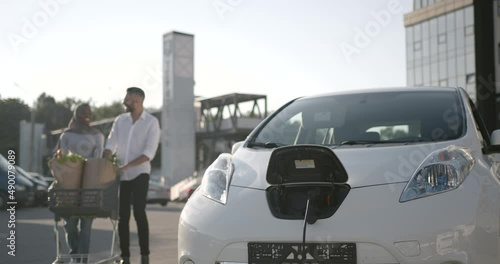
125, 104, 133, 112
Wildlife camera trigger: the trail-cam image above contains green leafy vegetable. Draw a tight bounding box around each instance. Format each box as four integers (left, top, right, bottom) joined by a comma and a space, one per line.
108, 153, 119, 166
56, 153, 85, 164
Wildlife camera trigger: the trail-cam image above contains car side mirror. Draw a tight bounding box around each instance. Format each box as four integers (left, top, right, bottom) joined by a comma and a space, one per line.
231, 141, 244, 155
491, 129, 500, 146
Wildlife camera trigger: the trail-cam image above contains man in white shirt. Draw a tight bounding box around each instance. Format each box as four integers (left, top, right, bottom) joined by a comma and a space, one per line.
103, 87, 160, 264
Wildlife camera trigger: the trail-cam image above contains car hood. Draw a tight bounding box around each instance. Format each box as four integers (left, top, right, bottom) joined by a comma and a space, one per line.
230, 142, 466, 189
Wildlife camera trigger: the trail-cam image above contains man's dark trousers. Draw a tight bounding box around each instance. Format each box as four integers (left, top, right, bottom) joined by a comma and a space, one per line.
119, 173, 150, 257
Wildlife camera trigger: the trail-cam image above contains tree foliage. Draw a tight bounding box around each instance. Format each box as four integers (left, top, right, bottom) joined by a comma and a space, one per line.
92, 100, 125, 121
0, 98, 31, 158
33, 93, 84, 132
0, 93, 134, 171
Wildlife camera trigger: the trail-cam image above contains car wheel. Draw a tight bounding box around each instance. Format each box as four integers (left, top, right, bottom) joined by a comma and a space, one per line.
160, 201, 168, 206
0, 191, 8, 210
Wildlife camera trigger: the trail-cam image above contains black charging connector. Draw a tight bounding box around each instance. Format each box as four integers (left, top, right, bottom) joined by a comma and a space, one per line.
301, 187, 321, 255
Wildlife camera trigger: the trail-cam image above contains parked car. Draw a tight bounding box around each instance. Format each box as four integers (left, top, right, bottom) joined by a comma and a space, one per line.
178, 87, 500, 263
15, 166, 49, 207
14, 172, 37, 207
28, 171, 55, 186
170, 175, 201, 202
147, 180, 170, 206
0, 153, 36, 209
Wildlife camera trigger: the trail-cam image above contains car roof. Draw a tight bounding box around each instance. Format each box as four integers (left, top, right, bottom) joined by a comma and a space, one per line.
298, 86, 459, 100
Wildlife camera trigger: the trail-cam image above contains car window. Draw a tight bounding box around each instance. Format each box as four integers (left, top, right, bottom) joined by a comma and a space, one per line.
0, 154, 33, 186
251, 90, 465, 147
15, 166, 34, 179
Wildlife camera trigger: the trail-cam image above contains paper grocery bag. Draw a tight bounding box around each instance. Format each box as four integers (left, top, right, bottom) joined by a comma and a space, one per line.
48, 158, 84, 189
82, 158, 117, 189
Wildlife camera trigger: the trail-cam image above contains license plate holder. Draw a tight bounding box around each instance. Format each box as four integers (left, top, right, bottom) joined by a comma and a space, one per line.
248, 242, 356, 263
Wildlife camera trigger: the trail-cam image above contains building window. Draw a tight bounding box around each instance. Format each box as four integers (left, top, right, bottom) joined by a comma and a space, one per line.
421, 0, 428, 9
465, 6, 474, 26
465, 25, 474, 36
446, 12, 455, 32
438, 34, 447, 44
406, 27, 413, 45
415, 0, 421, 10
414, 41, 422, 51
430, 17, 437, 36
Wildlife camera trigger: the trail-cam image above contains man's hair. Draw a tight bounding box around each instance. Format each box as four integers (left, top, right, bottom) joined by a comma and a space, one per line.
126, 87, 145, 99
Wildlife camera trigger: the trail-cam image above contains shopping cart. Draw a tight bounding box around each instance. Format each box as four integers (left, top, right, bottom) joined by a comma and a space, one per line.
48, 179, 121, 264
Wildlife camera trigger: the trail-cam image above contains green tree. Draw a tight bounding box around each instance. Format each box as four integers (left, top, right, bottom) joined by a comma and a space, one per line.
60, 97, 87, 112
0, 98, 31, 159
92, 101, 125, 121
33, 93, 74, 132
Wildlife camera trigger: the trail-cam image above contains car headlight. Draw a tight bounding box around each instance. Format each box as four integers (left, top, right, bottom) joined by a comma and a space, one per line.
400, 145, 474, 202
200, 153, 233, 204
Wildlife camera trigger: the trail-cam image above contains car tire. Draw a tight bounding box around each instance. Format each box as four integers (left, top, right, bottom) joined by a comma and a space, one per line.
160, 201, 168, 207
0, 191, 8, 210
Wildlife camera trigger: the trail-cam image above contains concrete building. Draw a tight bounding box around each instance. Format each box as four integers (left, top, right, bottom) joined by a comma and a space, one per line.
19, 120, 46, 173
405, 0, 500, 132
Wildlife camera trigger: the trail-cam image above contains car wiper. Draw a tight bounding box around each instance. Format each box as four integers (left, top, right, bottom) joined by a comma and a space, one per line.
340, 137, 430, 146
247, 142, 285, 148
384, 137, 431, 144
340, 140, 381, 146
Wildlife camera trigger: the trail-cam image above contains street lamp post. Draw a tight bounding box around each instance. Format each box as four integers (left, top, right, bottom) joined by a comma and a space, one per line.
29, 106, 34, 171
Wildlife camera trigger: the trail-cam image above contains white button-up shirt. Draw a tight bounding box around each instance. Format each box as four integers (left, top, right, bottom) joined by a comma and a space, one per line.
105, 111, 160, 181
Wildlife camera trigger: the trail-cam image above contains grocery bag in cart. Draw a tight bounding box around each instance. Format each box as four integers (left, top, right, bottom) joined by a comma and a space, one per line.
48, 153, 85, 189
82, 158, 118, 189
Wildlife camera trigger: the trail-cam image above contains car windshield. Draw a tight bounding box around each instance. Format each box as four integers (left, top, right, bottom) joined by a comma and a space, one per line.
250, 90, 465, 147
0, 154, 8, 172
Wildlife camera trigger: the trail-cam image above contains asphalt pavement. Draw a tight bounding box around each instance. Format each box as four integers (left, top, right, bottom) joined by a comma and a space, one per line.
0, 202, 183, 264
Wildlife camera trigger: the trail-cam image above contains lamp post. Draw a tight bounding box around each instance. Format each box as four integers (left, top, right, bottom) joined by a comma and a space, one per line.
29, 106, 34, 171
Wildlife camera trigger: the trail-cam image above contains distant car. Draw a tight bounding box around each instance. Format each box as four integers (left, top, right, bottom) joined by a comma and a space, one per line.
15, 166, 49, 207
14, 173, 37, 207
147, 180, 170, 206
170, 176, 202, 202
0, 153, 36, 209
28, 171, 55, 186
179, 87, 500, 263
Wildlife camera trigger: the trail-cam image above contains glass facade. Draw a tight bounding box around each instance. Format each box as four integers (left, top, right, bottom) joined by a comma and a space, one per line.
414, 0, 443, 10
406, 5, 476, 101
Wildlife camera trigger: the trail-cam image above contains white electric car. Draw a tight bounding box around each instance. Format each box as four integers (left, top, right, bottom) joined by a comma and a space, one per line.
178, 87, 500, 264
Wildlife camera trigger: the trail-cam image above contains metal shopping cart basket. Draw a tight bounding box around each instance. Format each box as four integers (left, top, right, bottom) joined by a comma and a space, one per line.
48, 179, 120, 264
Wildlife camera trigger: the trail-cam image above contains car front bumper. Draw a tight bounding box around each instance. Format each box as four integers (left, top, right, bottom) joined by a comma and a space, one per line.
178, 181, 497, 264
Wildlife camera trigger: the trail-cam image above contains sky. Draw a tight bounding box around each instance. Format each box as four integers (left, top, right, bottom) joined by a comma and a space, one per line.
0, 0, 413, 112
